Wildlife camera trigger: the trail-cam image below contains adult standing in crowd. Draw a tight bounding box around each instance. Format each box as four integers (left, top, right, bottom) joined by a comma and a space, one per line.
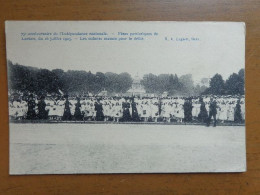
74, 97, 83, 120
62, 94, 72, 120
207, 97, 217, 127
26, 94, 37, 120
183, 98, 192, 122
131, 97, 140, 121
95, 98, 104, 121
158, 98, 162, 117
234, 99, 243, 123
122, 98, 131, 121
37, 95, 48, 119
198, 97, 208, 123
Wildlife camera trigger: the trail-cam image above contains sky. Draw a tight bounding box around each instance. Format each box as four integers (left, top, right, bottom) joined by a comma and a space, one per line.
5, 21, 245, 83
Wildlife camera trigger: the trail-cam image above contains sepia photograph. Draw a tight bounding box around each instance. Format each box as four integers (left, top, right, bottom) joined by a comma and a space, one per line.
6, 21, 246, 174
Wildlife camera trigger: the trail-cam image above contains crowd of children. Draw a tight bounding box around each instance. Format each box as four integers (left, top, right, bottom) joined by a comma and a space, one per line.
8, 94, 245, 125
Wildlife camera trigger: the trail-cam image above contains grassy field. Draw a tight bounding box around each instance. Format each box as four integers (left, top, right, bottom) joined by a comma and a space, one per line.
9, 123, 246, 174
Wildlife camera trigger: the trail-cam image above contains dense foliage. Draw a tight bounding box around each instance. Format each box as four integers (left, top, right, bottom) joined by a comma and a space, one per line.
7, 60, 244, 96
140, 73, 206, 96
7, 61, 133, 95
203, 69, 245, 95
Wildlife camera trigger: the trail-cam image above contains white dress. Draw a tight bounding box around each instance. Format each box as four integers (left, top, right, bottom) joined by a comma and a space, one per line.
192, 104, 200, 118
142, 104, 149, 118
150, 104, 158, 118
227, 104, 234, 121
218, 104, 227, 121
241, 103, 245, 120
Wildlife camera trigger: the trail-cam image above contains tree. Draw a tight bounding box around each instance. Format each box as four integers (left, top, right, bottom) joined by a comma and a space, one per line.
204, 74, 225, 95
238, 69, 245, 81
52, 69, 66, 93
194, 84, 208, 96
141, 74, 159, 94
118, 72, 133, 93
225, 72, 244, 95
36, 69, 61, 94
238, 68, 245, 94
62, 70, 90, 94
92, 72, 106, 94
104, 72, 132, 94
179, 74, 194, 96
8, 61, 38, 93
7, 60, 244, 97
104, 72, 119, 93
167, 74, 181, 96
157, 74, 170, 94
8, 61, 133, 96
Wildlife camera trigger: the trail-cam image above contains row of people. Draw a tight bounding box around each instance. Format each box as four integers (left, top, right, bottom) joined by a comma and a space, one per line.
9, 94, 245, 126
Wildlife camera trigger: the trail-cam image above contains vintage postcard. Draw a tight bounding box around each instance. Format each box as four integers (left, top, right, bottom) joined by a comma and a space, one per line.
5, 21, 246, 174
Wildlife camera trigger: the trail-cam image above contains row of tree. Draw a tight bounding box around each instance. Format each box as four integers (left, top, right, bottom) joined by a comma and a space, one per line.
140, 69, 245, 96
204, 69, 244, 95
140, 73, 207, 96
7, 61, 244, 96
8, 61, 132, 95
